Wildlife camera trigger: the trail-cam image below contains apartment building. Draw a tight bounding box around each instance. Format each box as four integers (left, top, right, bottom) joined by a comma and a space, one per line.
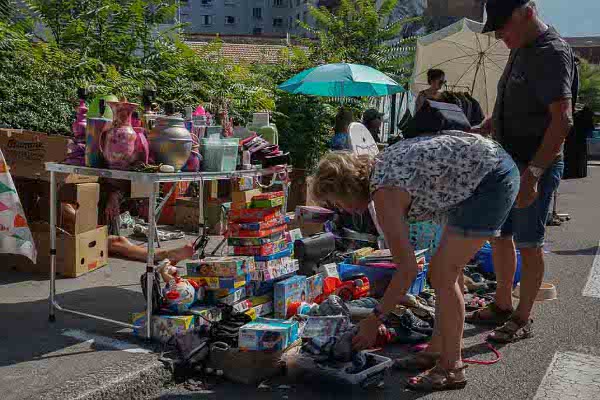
178, 0, 316, 37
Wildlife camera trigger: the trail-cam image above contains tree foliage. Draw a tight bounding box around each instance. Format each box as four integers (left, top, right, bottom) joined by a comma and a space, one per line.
578, 58, 600, 112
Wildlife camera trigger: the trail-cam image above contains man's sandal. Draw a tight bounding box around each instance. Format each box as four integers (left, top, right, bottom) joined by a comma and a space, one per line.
394, 352, 440, 371
407, 364, 468, 391
487, 318, 534, 343
465, 302, 513, 326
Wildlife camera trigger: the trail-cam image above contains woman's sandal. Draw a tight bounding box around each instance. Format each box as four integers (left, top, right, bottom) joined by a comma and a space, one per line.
393, 352, 440, 371
407, 364, 468, 392
465, 302, 513, 325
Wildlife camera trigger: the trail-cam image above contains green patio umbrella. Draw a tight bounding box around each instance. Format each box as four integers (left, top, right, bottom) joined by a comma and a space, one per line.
277, 63, 405, 98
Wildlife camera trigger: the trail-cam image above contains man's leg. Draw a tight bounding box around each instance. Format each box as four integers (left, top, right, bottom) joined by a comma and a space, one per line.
514, 247, 544, 322
489, 160, 563, 341
491, 236, 517, 311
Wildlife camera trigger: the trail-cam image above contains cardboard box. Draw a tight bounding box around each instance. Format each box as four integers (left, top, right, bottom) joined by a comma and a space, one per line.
23, 223, 108, 278
232, 189, 262, 206
188, 305, 222, 328
185, 276, 247, 290
131, 313, 195, 343
238, 317, 299, 351
59, 183, 99, 234
274, 275, 307, 319
0, 129, 97, 183
306, 273, 324, 303
299, 221, 324, 237
245, 301, 273, 320
232, 239, 288, 257
231, 176, 255, 192
175, 197, 200, 231
252, 196, 284, 209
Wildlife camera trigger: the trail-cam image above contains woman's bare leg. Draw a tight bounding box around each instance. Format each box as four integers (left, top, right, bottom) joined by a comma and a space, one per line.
108, 236, 194, 264
429, 230, 488, 371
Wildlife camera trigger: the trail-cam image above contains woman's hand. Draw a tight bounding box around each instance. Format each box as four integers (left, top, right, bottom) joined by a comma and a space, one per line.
352, 315, 384, 351
471, 117, 493, 136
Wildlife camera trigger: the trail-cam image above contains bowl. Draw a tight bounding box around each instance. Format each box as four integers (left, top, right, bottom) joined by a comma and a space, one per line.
513, 282, 557, 301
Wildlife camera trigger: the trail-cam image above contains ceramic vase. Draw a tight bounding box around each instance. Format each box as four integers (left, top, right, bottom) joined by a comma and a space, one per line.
72, 99, 88, 143
148, 115, 193, 172
85, 117, 112, 168
101, 101, 140, 170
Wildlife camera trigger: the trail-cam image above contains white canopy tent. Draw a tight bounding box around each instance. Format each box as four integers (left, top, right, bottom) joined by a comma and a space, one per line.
410, 18, 510, 115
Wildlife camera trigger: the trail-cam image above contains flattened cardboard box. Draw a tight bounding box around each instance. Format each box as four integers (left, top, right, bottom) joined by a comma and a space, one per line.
21, 223, 108, 278
0, 129, 97, 183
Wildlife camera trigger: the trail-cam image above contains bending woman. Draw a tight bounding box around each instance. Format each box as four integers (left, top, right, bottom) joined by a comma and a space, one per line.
310, 131, 519, 391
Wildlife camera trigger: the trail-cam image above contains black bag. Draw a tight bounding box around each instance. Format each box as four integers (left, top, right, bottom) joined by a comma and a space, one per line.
140, 271, 165, 314
404, 100, 471, 139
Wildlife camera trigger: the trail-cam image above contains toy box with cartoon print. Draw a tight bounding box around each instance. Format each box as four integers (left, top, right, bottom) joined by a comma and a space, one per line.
186, 256, 255, 278
306, 273, 324, 303
130, 313, 195, 343
238, 317, 299, 351
274, 275, 307, 318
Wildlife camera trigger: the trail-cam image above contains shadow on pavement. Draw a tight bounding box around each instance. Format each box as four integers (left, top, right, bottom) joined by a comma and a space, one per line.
552, 246, 598, 256
0, 286, 148, 368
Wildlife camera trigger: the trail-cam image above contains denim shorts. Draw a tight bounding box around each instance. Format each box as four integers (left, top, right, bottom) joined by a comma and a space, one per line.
500, 159, 564, 248
446, 154, 520, 238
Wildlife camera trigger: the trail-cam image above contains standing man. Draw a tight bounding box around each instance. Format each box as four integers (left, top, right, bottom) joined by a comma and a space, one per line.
466, 0, 577, 342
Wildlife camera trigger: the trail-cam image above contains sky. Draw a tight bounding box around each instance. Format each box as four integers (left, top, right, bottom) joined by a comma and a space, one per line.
536, 0, 600, 37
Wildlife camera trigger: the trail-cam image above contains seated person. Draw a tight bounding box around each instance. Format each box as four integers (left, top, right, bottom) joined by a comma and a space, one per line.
362, 109, 384, 143
415, 69, 446, 112
330, 108, 354, 151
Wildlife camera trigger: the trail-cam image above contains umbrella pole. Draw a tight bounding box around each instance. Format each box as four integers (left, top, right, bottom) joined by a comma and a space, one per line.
471, 54, 484, 95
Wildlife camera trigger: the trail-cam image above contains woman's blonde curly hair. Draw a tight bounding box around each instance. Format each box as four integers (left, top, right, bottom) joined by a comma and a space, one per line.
310, 151, 375, 205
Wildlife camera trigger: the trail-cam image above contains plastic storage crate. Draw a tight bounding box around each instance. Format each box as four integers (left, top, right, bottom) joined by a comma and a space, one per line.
201, 138, 239, 172
475, 242, 522, 286
338, 262, 429, 297
409, 221, 442, 260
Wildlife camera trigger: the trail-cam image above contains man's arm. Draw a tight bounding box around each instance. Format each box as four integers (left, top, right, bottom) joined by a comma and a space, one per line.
530, 98, 574, 169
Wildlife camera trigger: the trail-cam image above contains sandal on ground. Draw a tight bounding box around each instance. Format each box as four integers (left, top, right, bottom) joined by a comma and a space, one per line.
394, 352, 440, 371
465, 302, 513, 325
487, 318, 533, 343
407, 364, 468, 392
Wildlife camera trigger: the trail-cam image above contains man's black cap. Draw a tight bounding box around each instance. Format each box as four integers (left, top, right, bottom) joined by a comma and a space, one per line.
483, 0, 529, 33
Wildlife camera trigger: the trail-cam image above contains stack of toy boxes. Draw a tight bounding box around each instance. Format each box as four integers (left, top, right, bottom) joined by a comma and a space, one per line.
226, 190, 300, 318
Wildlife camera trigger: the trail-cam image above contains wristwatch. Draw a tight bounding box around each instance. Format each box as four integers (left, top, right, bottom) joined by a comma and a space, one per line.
527, 165, 545, 179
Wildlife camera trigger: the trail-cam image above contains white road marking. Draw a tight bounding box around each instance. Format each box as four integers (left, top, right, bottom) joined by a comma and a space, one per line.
62, 329, 151, 354
534, 352, 600, 400
582, 241, 600, 298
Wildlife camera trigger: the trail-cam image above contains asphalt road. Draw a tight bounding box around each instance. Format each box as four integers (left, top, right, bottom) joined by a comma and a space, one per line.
157, 164, 600, 400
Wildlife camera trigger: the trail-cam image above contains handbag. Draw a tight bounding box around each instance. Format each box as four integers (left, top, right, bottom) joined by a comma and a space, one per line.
404, 99, 471, 139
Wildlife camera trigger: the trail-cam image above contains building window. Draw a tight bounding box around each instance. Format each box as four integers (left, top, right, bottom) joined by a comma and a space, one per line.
273, 17, 283, 27
253, 27, 263, 35
303, 11, 308, 22
296, 13, 300, 25
200, 15, 213, 25
288, 16, 293, 28
225, 16, 236, 24
273, 0, 284, 6
201, 0, 213, 5
253, 7, 262, 19
296, 0, 301, 5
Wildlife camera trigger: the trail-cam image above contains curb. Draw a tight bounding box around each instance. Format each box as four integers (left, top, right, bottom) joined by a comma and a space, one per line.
38, 358, 171, 400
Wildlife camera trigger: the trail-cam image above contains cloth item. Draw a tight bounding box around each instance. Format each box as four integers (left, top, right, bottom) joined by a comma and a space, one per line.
347, 297, 379, 309
409, 100, 471, 137
308, 295, 350, 317
500, 159, 564, 248
492, 27, 577, 164
0, 148, 36, 263
370, 131, 507, 222
446, 154, 519, 238
329, 132, 352, 151
132, 224, 185, 241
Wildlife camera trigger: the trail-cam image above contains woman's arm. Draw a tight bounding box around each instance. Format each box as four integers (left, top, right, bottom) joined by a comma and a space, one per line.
372, 188, 419, 314
415, 91, 426, 112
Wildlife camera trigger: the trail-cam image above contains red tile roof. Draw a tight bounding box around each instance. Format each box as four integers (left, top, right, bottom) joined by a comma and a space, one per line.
186, 41, 288, 64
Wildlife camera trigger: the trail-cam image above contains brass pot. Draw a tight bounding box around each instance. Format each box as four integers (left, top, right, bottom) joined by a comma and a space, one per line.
148, 115, 193, 172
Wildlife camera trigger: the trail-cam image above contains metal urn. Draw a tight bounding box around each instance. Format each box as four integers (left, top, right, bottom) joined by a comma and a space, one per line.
148, 114, 193, 172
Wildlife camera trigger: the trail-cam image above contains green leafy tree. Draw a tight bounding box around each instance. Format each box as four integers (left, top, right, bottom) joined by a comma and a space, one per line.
578, 58, 600, 112
301, 0, 417, 82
